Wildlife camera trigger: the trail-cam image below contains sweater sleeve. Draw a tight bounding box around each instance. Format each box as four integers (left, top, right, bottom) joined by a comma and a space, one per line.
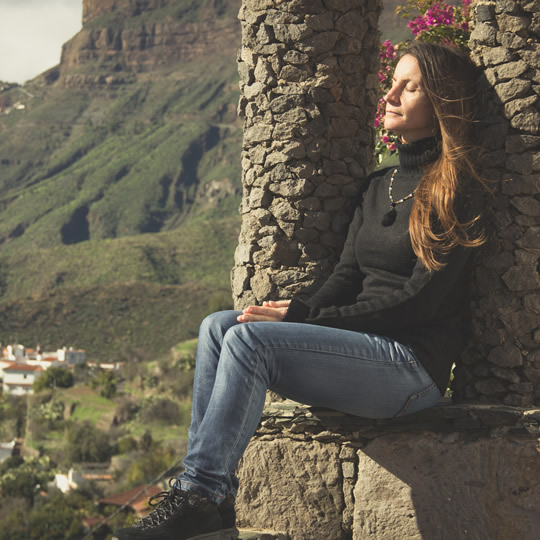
284, 244, 472, 334
284, 188, 485, 335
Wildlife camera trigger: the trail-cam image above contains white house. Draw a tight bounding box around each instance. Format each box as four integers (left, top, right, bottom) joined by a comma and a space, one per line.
54, 468, 85, 493
57, 347, 86, 365
0, 358, 14, 379
26, 356, 60, 370
53, 465, 112, 493
5, 344, 25, 361
0, 440, 15, 464
2, 364, 43, 395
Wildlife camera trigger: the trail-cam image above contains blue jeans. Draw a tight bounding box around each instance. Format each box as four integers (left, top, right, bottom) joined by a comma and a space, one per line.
178, 310, 441, 503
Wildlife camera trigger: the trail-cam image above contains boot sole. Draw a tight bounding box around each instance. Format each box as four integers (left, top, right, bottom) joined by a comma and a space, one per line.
221, 527, 240, 539
182, 529, 239, 540
185, 531, 238, 540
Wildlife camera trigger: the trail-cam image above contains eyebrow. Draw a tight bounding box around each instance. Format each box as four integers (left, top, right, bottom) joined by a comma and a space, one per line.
393, 75, 423, 87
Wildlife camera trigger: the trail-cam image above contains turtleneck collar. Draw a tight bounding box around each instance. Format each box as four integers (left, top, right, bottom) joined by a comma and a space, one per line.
396, 136, 441, 174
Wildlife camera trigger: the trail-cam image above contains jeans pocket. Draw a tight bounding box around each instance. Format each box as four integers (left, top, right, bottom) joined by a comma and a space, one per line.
394, 382, 439, 418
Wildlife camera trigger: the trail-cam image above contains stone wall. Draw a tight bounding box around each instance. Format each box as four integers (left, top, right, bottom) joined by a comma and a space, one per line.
232, 0, 382, 308
453, 0, 540, 406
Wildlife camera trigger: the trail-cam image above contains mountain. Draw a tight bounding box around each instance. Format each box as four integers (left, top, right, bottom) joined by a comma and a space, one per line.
380, 0, 413, 43
0, 0, 243, 356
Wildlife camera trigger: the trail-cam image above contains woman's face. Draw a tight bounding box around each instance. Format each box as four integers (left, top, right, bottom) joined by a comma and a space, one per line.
384, 55, 436, 144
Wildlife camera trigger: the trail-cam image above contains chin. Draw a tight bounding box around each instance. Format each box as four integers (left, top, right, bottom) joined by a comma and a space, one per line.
384, 124, 400, 136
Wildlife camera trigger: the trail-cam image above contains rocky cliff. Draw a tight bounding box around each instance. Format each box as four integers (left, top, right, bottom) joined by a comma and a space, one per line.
59, 0, 240, 84
82, 0, 171, 24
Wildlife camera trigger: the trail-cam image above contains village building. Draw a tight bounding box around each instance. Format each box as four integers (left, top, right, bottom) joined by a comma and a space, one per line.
98, 484, 163, 517
57, 347, 86, 365
53, 463, 113, 493
0, 343, 87, 394
2, 364, 43, 395
0, 440, 15, 464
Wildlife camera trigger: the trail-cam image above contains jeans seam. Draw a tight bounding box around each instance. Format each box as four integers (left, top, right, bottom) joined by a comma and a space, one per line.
253, 343, 418, 366
395, 381, 437, 417
220, 347, 264, 486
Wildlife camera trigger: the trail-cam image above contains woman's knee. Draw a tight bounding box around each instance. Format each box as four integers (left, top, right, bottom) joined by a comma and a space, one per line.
222, 321, 265, 349
199, 310, 241, 340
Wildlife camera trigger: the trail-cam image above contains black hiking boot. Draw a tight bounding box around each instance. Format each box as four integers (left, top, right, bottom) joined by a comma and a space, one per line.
112, 484, 223, 540
218, 495, 239, 539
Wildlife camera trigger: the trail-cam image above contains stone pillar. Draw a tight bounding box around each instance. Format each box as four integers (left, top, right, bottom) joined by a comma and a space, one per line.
232, 0, 382, 308
453, 0, 540, 406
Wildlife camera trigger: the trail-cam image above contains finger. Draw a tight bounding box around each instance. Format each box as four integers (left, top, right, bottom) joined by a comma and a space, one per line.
239, 313, 279, 322
244, 305, 274, 316
265, 300, 291, 308
244, 305, 285, 318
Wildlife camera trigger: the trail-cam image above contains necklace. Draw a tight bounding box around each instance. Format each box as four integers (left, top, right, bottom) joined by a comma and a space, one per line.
381, 168, 417, 227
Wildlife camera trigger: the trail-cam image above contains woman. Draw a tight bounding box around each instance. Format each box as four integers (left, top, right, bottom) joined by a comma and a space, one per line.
113, 42, 487, 540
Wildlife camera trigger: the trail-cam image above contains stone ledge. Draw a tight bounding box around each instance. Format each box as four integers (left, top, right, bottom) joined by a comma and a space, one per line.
238, 530, 287, 540
236, 400, 540, 539
256, 398, 540, 443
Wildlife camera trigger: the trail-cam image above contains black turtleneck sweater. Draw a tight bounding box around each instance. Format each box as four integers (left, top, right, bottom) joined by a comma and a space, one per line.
284, 137, 483, 394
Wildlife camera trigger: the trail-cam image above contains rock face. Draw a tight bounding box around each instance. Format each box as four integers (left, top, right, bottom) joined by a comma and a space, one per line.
453, 0, 540, 406
82, 0, 171, 24
59, 0, 241, 84
236, 401, 540, 539
231, 0, 382, 307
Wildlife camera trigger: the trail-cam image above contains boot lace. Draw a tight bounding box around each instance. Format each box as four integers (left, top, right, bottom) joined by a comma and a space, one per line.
136, 479, 187, 529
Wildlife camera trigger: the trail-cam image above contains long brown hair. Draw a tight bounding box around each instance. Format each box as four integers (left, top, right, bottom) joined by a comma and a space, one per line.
403, 42, 487, 271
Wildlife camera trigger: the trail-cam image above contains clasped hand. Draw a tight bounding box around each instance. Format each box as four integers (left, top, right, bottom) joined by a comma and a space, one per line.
237, 300, 290, 323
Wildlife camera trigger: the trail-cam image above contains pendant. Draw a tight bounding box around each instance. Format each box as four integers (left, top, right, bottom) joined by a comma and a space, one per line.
381, 207, 397, 227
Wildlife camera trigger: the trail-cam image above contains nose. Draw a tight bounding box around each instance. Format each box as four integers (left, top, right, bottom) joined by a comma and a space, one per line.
384, 84, 400, 106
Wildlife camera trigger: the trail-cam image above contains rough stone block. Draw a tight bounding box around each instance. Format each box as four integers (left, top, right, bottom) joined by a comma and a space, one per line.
510, 109, 540, 133
497, 14, 530, 33
236, 440, 345, 538
502, 264, 540, 291
352, 435, 540, 539
488, 343, 524, 368
470, 22, 498, 45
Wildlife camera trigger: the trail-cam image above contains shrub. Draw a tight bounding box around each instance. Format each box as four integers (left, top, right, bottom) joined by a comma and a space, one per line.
140, 397, 182, 425
65, 421, 113, 463
114, 396, 140, 424
33, 367, 74, 393
117, 435, 138, 454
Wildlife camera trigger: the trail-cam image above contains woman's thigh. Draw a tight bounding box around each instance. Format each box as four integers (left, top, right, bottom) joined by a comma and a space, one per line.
236, 320, 441, 419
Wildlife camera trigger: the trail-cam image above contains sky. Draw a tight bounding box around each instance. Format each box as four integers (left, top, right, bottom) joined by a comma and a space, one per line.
0, 0, 83, 84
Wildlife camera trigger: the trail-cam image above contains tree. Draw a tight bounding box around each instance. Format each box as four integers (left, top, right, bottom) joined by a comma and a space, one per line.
140, 429, 153, 452
65, 421, 113, 463
0, 492, 86, 540
28, 493, 85, 540
89, 369, 118, 399
33, 367, 74, 393
0, 456, 54, 505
